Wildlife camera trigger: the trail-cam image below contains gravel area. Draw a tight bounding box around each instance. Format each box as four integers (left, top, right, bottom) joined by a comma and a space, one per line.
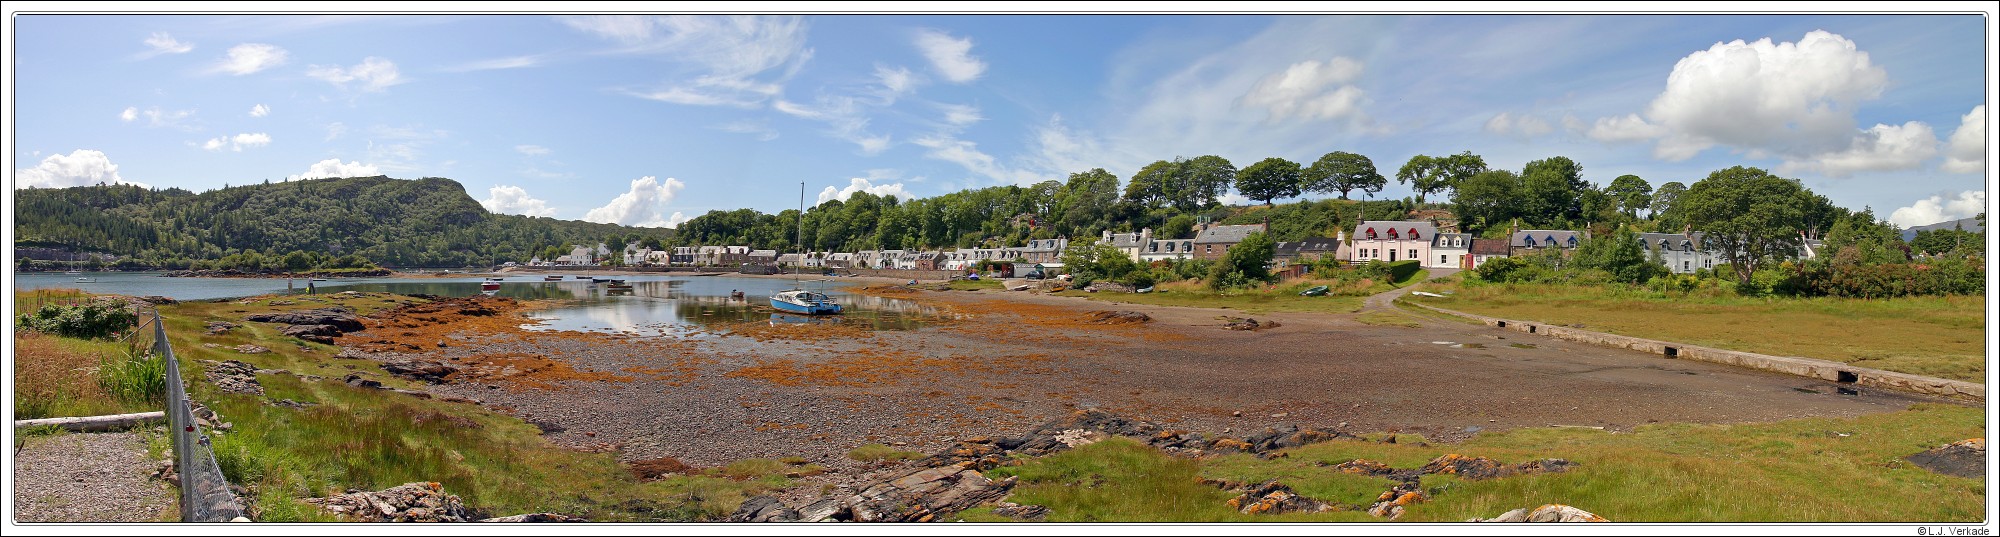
13, 431, 175, 522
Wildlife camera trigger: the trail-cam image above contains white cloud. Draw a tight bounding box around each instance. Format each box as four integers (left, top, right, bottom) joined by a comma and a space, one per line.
211, 43, 288, 75
138, 32, 192, 58
141, 107, 198, 130
665, 211, 691, 228
249, 104, 269, 117
912, 133, 1046, 185
1941, 105, 1985, 174
515, 144, 551, 156
1777, 121, 1939, 178
15, 149, 141, 189
874, 64, 919, 101
444, 54, 546, 72
564, 15, 812, 109
1594, 30, 1896, 167
939, 103, 983, 127
479, 185, 558, 217
817, 174, 910, 205
307, 57, 406, 92
914, 29, 986, 83
120, 107, 137, 122
285, 159, 380, 181
201, 132, 272, 152
714, 120, 779, 141
1239, 57, 1369, 123
1890, 191, 1986, 229
1025, 113, 1131, 178
1484, 111, 1554, 138
584, 176, 687, 227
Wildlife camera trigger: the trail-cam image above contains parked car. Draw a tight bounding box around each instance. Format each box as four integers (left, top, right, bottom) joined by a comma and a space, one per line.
1299, 285, 1330, 297
1024, 271, 1045, 280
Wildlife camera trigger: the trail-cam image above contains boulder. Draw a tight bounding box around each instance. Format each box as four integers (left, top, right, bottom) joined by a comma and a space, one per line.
205, 321, 237, 335
1472, 504, 1609, 522
1420, 454, 1576, 480
232, 344, 269, 354
305, 482, 474, 522
1083, 310, 1150, 324
1906, 438, 1985, 478
246, 309, 365, 332
1226, 481, 1333, 515
343, 374, 384, 390
280, 324, 340, 344
201, 360, 264, 395
1365, 482, 1428, 519
381, 359, 459, 384
728, 496, 801, 522
737, 465, 1016, 522
990, 502, 1050, 521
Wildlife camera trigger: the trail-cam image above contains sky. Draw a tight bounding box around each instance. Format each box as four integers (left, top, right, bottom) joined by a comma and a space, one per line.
8, 7, 1994, 231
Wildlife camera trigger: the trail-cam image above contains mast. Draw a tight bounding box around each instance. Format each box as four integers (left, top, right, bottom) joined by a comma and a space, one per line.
795, 182, 805, 286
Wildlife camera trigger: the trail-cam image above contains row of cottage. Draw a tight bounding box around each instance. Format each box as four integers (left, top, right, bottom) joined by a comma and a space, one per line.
534, 220, 1762, 276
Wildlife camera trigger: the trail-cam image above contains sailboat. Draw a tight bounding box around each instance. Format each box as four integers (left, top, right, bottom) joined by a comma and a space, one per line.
771, 182, 843, 315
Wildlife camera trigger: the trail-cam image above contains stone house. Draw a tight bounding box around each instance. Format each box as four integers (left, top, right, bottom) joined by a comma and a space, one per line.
1191, 223, 1268, 261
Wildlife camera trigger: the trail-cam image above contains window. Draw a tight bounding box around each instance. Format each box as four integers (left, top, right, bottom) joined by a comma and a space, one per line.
1704, 258, 1712, 268
1409, 249, 1418, 259
1206, 245, 1213, 254
1441, 255, 1449, 265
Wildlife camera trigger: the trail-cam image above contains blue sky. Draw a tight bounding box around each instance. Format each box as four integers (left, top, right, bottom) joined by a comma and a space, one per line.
10, 10, 1993, 230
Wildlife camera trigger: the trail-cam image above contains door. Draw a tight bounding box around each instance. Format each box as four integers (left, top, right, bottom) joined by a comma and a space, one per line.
1389, 249, 1397, 262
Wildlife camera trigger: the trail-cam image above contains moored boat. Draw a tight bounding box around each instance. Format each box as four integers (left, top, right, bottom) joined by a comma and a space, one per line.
544, 275, 564, 281
770, 289, 842, 315
481, 278, 502, 292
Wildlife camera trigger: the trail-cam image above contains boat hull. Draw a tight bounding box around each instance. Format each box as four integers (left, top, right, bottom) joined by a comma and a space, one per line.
770, 294, 842, 315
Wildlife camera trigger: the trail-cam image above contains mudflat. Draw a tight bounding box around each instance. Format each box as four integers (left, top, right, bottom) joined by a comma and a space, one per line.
338, 283, 1947, 478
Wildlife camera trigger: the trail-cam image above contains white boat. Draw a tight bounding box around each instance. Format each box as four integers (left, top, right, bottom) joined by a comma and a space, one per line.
74, 277, 96, 283
770, 183, 842, 316
64, 270, 82, 275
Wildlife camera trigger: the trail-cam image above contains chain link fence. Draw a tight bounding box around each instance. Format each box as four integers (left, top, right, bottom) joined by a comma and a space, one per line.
146, 309, 247, 522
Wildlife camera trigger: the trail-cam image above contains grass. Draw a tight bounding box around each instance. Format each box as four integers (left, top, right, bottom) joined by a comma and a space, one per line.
1416, 281, 1986, 383
13, 330, 161, 420
147, 292, 799, 521
847, 443, 926, 463
965, 404, 1984, 522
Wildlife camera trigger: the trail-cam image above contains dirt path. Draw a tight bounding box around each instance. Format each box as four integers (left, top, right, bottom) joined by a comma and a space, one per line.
12, 431, 174, 522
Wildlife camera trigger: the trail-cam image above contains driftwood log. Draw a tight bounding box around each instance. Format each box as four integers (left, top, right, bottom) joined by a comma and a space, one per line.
13, 411, 166, 432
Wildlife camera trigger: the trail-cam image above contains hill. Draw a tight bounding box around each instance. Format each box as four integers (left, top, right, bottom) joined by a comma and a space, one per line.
1900, 217, 1984, 242
13, 176, 669, 269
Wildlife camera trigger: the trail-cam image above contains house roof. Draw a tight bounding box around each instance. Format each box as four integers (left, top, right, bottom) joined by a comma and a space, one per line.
1470, 238, 1511, 255
1194, 224, 1266, 244
1353, 220, 1437, 241
1105, 231, 1147, 249
1510, 230, 1581, 247
1637, 232, 1708, 252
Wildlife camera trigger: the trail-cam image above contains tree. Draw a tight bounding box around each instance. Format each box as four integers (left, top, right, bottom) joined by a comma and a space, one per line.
1123, 160, 1178, 209
1674, 166, 1809, 285
1604, 175, 1652, 219
1395, 151, 1487, 204
1519, 156, 1587, 226
1235, 157, 1304, 207
1650, 181, 1687, 229
1304, 151, 1385, 200
1451, 170, 1522, 234
1572, 227, 1664, 284
1175, 155, 1237, 211
1822, 208, 1907, 265
1060, 241, 1138, 286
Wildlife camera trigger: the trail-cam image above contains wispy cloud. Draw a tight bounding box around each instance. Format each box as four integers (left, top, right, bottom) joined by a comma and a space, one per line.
562, 15, 813, 109
137, 32, 193, 59
308, 57, 407, 92
141, 107, 200, 131
119, 107, 138, 122
1239, 56, 1369, 124
210, 43, 288, 75
714, 120, 780, 141
515, 144, 551, 156
914, 29, 986, 83
443, 54, 548, 73
775, 96, 890, 154
249, 103, 269, 117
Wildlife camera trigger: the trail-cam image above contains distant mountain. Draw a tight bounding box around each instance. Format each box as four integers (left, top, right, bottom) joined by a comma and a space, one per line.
13, 176, 669, 267
1901, 217, 1984, 242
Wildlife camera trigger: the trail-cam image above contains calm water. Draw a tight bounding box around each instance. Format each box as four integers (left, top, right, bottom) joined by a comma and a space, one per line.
14, 271, 933, 334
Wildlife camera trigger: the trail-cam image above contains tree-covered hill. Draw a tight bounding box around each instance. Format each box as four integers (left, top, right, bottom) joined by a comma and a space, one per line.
14, 176, 669, 269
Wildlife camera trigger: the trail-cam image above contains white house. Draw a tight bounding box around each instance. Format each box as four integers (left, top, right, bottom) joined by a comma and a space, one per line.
1429, 232, 1472, 269
1639, 232, 1719, 274
1350, 221, 1437, 265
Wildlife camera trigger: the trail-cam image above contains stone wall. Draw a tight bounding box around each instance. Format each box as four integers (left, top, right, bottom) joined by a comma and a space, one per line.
1403, 301, 1983, 403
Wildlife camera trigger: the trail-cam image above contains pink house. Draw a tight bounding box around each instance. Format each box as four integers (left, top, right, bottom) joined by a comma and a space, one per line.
1349, 220, 1436, 265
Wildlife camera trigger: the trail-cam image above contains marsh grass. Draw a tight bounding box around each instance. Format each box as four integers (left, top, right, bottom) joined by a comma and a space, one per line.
966, 404, 1983, 523
847, 443, 925, 463
1421, 282, 1985, 382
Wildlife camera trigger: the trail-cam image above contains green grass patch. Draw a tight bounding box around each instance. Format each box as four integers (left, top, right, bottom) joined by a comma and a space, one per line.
969, 404, 1982, 522
847, 443, 925, 463
1420, 281, 1986, 383
157, 293, 788, 521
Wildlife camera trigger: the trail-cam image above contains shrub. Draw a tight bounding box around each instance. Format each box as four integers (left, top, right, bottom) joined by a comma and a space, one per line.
1471, 256, 1528, 283
17, 299, 137, 340
100, 351, 165, 406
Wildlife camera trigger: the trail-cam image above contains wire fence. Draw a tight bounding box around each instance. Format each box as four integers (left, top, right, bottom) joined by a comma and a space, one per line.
144, 308, 246, 522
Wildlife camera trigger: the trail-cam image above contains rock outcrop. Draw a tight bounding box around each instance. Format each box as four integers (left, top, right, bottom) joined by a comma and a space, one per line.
305, 482, 475, 522
201, 360, 264, 395
1471, 504, 1609, 522
732, 463, 1015, 522
1906, 438, 1984, 478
